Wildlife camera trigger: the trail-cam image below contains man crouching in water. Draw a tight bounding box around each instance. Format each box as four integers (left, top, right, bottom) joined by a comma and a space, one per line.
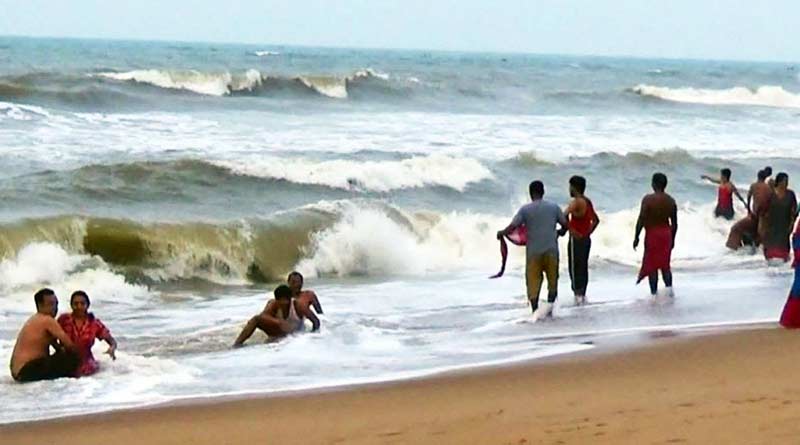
10, 288, 79, 382
233, 284, 319, 347
287, 271, 323, 320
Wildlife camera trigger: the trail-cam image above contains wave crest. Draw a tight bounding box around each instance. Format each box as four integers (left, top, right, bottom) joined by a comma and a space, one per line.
632, 84, 800, 108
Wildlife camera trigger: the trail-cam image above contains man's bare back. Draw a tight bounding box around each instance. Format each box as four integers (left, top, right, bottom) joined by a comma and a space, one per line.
10, 313, 73, 378
639, 192, 677, 228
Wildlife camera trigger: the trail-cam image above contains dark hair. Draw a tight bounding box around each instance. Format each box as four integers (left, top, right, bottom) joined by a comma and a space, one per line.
274, 284, 292, 300
70, 290, 90, 307
287, 271, 304, 283
757, 169, 768, 181
652, 172, 668, 191
764, 166, 773, 176
529, 180, 545, 197
721, 168, 731, 180
34, 288, 55, 309
776, 172, 789, 185
569, 175, 587, 194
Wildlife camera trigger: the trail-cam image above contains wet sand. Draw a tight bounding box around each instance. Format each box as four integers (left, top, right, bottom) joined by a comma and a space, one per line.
3, 326, 799, 444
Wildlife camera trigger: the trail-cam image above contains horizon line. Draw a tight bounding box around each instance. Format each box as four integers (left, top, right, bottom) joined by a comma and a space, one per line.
2, 33, 798, 66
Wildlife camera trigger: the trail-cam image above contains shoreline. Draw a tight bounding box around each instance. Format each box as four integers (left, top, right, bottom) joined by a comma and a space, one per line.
0, 318, 774, 427
5, 323, 799, 444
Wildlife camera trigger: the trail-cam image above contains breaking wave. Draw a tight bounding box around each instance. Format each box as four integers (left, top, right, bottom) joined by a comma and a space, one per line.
632, 84, 800, 108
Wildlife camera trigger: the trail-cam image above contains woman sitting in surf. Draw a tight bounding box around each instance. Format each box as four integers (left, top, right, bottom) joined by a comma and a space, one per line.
57, 290, 118, 377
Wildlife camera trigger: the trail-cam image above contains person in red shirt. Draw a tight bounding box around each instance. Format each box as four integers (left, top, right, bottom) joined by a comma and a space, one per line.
563, 176, 600, 305
701, 168, 745, 220
57, 290, 117, 377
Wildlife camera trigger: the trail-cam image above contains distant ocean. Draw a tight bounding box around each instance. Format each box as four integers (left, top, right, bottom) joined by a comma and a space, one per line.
0, 36, 797, 423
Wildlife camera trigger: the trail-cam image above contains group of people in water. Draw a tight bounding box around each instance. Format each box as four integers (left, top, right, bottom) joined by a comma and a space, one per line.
8, 167, 800, 383
9, 272, 321, 383
495, 167, 800, 321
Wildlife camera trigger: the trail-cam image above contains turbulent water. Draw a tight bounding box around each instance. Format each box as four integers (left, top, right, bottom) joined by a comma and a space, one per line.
1, 36, 798, 423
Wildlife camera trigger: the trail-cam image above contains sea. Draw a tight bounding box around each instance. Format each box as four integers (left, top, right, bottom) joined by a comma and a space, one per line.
1, 36, 798, 423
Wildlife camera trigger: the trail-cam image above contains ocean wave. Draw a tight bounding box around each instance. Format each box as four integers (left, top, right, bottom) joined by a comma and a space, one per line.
95, 69, 264, 96
632, 84, 800, 108
94, 68, 392, 99
253, 50, 281, 57
0, 197, 764, 286
212, 154, 493, 192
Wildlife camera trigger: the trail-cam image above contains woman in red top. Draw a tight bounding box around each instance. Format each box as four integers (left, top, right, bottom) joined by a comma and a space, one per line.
57, 290, 117, 377
564, 176, 600, 305
701, 168, 745, 220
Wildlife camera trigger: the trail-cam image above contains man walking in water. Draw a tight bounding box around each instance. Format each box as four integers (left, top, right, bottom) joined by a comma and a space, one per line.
564, 176, 600, 305
634, 173, 678, 296
701, 168, 745, 220
497, 180, 567, 320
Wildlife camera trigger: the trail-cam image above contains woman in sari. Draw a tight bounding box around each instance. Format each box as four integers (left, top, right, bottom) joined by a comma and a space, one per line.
57, 290, 117, 376
780, 219, 800, 328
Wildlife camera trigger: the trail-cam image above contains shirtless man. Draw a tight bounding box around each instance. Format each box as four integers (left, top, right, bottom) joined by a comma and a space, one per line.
634, 173, 678, 296
233, 284, 318, 347
287, 271, 323, 323
9, 288, 79, 382
727, 169, 772, 249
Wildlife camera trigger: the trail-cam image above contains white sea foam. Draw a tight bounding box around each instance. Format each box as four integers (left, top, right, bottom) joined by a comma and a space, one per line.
212, 154, 493, 192
253, 50, 281, 57
633, 84, 800, 108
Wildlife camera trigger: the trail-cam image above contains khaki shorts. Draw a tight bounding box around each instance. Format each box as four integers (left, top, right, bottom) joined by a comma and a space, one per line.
526, 252, 559, 304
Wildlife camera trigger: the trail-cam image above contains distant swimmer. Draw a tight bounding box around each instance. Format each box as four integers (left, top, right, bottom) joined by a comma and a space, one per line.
762, 173, 797, 262
233, 285, 317, 347
633, 173, 678, 297
563, 175, 600, 305
57, 290, 118, 377
726, 169, 771, 250
701, 168, 745, 220
287, 271, 322, 331
9, 288, 79, 382
497, 180, 567, 320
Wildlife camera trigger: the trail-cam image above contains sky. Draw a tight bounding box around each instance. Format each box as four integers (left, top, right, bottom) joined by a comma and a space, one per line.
1, 0, 798, 61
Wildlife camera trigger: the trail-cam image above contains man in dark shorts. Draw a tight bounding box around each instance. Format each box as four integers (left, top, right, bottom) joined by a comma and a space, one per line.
564, 175, 600, 305
634, 173, 678, 296
9, 288, 79, 382
498, 180, 567, 320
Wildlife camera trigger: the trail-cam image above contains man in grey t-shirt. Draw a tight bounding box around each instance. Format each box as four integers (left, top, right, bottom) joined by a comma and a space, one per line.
497, 180, 567, 320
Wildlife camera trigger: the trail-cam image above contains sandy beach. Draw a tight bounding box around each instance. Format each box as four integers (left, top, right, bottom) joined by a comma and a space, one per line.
3, 326, 798, 445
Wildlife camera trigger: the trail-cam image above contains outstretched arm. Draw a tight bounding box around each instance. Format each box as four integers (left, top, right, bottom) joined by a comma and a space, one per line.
701, 175, 721, 185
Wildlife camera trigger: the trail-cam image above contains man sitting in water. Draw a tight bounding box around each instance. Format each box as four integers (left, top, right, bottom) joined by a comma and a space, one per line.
287, 271, 323, 327
233, 284, 318, 347
9, 288, 80, 382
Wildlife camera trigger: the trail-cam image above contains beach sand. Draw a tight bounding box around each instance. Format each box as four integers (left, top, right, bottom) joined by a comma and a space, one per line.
3, 326, 799, 445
